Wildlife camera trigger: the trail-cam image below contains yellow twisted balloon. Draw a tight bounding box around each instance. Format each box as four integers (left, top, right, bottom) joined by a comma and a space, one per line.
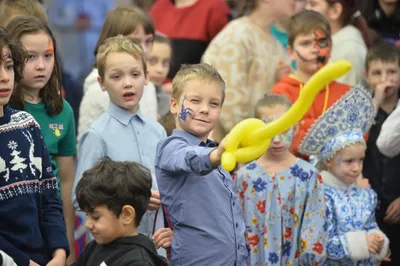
221, 60, 352, 171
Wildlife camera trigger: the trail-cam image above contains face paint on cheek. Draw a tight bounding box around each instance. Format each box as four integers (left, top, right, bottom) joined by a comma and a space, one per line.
337, 157, 342, 165
272, 128, 294, 147
314, 28, 331, 68
178, 95, 194, 121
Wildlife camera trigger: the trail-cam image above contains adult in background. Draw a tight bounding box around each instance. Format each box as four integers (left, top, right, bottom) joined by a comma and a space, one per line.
202, 0, 294, 144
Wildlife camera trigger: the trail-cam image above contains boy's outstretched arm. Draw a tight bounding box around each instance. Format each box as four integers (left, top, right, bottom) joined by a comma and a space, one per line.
156, 136, 226, 175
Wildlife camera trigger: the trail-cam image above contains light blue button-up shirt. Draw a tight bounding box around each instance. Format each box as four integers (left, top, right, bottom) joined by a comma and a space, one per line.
72, 102, 167, 244
156, 129, 248, 266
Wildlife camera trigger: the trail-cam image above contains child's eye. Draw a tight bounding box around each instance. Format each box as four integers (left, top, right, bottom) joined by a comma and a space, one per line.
112, 75, 120, 79
146, 39, 154, 45
162, 60, 170, 67
45, 53, 53, 59
210, 102, 220, 107
372, 71, 381, 76
149, 58, 158, 65
190, 99, 199, 103
5, 64, 14, 70
132, 72, 140, 77
27, 55, 35, 60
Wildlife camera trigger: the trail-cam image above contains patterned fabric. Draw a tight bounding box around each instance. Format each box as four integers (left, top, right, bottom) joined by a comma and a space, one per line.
202, 16, 290, 143
233, 159, 327, 265
299, 85, 375, 162
0, 108, 68, 266
321, 171, 386, 265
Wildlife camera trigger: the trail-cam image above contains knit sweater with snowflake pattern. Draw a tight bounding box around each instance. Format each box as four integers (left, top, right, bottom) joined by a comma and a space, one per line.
0, 108, 69, 266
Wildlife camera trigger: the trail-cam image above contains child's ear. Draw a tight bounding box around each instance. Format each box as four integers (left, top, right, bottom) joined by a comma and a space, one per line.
287, 45, 296, 62
324, 159, 332, 170
98, 76, 107, 92
120, 205, 136, 225
170, 97, 178, 116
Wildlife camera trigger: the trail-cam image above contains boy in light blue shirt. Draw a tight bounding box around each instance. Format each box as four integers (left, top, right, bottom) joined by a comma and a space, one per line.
72, 35, 168, 254
155, 64, 248, 265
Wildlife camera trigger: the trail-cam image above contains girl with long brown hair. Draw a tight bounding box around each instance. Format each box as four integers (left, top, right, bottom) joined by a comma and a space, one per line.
6, 16, 77, 263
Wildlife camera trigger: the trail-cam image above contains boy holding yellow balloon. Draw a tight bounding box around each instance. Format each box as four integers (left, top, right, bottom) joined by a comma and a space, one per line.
272, 10, 351, 159
155, 64, 248, 266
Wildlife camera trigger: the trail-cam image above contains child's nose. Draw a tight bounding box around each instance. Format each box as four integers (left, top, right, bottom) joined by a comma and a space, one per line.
85, 219, 93, 230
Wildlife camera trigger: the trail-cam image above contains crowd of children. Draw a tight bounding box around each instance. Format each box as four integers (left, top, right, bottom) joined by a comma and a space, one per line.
0, 0, 400, 265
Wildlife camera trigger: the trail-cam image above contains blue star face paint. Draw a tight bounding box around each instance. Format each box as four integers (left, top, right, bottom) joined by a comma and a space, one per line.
262, 115, 294, 147
178, 95, 194, 121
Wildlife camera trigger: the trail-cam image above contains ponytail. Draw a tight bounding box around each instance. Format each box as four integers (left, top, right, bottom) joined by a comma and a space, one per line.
327, 0, 373, 48
352, 11, 373, 48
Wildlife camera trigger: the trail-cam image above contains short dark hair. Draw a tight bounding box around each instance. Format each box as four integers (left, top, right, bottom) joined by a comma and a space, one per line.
76, 157, 152, 227
366, 41, 400, 71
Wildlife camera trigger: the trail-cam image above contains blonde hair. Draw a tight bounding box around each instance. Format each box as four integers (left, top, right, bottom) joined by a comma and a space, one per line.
96, 35, 147, 79
0, 0, 48, 26
172, 64, 225, 102
255, 93, 292, 119
288, 10, 331, 47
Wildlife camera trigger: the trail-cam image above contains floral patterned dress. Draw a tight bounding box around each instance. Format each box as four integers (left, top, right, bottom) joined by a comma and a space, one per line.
233, 159, 327, 265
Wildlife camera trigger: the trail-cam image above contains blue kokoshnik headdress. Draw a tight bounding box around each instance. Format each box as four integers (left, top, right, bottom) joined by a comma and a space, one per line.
299, 84, 375, 164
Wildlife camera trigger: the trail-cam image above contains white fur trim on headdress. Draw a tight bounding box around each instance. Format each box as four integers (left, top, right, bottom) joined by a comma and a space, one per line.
299, 85, 375, 162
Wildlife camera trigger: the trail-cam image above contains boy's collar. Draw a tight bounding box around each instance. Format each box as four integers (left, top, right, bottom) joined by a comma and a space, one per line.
108, 101, 144, 126
172, 129, 216, 147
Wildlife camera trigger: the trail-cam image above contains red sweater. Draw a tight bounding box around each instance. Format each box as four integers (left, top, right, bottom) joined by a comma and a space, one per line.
150, 0, 231, 79
272, 75, 351, 157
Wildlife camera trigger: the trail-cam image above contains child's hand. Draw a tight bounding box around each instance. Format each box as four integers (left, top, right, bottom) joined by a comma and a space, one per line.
209, 136, 227, 167
275, 61, 292, 81
384, 197, 400, 224
152, 228, 173, 248
30, 260, 40, 266
366, 233, 384, 254
374, 80, 398, 109
148, 190, 161, 211
46, 248, 66, 266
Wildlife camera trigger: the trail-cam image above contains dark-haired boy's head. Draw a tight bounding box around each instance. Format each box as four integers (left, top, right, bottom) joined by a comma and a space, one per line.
76, 157, 152, 244
365, 41, 400, 99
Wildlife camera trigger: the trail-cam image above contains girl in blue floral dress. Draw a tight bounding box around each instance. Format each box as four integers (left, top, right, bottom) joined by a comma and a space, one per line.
233, 93, 327, 266
299, 85, 391, 265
